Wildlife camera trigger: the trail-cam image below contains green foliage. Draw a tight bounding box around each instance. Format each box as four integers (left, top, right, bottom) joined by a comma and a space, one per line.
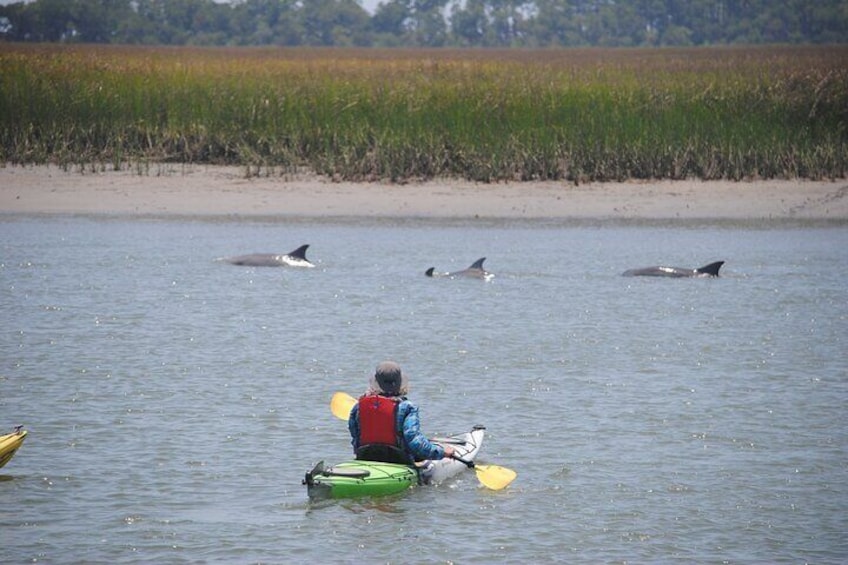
1, 45, 846, 181
0, 0, 846, 47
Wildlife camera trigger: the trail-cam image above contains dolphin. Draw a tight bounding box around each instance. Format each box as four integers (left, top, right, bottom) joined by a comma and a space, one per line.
622, 260, 724, 278
217, 244, 315, 268
426, 257, 493, 281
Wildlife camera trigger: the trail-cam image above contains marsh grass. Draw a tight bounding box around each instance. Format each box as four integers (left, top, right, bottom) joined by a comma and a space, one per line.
1, 44, 846, 182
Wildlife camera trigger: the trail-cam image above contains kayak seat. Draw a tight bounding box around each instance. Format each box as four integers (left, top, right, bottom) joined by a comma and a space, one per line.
356, 444, 410, 465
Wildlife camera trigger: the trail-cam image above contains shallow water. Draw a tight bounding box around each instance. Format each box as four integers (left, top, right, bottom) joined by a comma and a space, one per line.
1, 215, 846, 563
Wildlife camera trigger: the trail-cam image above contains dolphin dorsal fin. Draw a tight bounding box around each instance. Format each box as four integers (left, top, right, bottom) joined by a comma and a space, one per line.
425, 267, 436, 277
696, 261, 725, 276
469, 257, 486, 269
288, 244, 310, 260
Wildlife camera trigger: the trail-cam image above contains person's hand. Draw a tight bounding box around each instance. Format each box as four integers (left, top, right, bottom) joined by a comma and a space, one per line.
443, 445, 455, 459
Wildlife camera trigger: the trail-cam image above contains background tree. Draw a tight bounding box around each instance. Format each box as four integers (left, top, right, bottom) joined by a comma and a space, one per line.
300, 0, 370, 46
371, 0, 448, 47
371, 0, 410, 45
450, 0, 488, 46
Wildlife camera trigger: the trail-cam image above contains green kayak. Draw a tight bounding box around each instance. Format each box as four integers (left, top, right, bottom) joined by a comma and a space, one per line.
304, 426, 485, 501
304, 460, 419, 500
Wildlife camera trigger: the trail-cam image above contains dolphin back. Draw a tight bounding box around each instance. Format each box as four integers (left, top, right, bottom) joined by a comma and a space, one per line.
623, 260, 725, 277
218, 243, 313, 267
425, 257, 491, 280
220, 253, 279, 266
459, 257, 493, 280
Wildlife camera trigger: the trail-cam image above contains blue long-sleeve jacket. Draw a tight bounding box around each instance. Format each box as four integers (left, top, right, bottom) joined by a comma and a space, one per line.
349, 398, 445, 462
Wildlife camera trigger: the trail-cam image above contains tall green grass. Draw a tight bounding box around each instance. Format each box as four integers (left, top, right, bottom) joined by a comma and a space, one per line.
1, 45, 846, 181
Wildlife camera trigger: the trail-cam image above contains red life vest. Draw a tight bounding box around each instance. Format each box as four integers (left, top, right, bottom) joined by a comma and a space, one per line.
358, 395, 401, 447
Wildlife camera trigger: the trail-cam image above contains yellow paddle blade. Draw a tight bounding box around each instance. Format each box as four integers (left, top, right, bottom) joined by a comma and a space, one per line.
330, 392, 357, 421
473, 464, 517, 490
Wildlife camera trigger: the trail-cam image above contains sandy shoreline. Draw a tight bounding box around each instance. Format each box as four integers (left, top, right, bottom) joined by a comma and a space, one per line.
1, 164, 847, 221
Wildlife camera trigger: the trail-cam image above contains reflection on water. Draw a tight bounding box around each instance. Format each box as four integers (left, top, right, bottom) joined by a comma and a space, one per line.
1, 216, 846, 563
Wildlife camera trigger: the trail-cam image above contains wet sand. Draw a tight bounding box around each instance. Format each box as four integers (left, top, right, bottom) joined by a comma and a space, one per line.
1, 164, 846, 221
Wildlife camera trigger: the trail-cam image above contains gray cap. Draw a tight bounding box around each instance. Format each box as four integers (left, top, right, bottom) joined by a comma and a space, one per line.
371, 361, 407, 396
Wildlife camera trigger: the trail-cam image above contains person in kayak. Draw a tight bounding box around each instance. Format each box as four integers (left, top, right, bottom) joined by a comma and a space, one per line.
348, 360, 455, 465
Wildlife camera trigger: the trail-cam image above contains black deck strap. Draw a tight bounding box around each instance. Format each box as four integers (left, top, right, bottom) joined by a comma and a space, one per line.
430, 437, 467, 445
322, 467, 371, 478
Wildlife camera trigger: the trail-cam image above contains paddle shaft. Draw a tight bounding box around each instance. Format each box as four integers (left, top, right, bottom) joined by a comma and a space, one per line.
451, 454, 476, 469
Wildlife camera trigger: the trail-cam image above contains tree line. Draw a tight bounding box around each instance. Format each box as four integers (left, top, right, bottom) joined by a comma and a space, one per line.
1, 0, 846, 48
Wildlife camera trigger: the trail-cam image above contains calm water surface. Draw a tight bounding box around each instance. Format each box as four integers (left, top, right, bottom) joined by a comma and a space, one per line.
1, 215, 846, 564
